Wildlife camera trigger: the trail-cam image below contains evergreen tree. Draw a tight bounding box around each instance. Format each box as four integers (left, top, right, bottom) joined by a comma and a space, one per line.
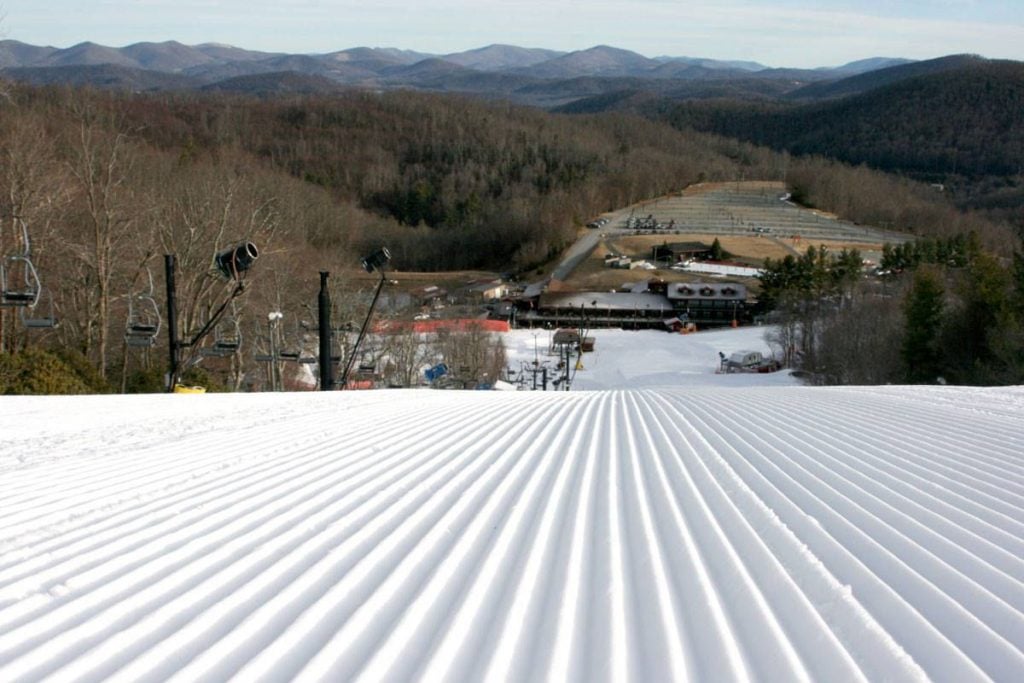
902, 267, 945, 383
710, 237, 725, 261
831, 248, 863, 295
944, 253, 1014, 382
1011, 252, 1024, 317
987, 252, 1024, 383
880, 243, 896, 272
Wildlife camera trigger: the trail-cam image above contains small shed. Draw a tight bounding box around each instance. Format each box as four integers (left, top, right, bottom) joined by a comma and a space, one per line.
653, 241, 712, 262
552, 329, 581, 347
461, 279, 507, 302
726, 350, 764, 371
608, 257, 632, 269
411, 285, 448, 308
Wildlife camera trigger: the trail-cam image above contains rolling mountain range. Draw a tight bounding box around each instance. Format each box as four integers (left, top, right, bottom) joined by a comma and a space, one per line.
0, 39, 913, 105
4, 39, 1018, 222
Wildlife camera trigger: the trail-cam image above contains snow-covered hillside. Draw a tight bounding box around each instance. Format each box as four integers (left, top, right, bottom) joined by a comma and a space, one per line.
2, 330, 1023, 681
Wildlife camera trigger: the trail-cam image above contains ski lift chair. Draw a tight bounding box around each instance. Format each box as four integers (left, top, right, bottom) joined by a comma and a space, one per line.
0, 254, 41, 308
125, 291, 162, 348
1, 219, 42, 308
204, 315, 242, 357
21, 287, 57, 329
276, 324, 302, 361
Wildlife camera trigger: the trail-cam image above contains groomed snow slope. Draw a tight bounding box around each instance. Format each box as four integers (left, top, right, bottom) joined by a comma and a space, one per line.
2, 384, 1024, 681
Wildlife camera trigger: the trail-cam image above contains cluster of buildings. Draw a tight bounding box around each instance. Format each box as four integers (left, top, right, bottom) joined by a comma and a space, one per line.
386, 235, 756, 333
391, 276, 750, 332
515, 280, 749, 331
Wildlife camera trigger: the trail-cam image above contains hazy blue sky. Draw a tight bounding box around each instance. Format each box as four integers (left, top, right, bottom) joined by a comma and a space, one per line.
2, 0, 1022, 67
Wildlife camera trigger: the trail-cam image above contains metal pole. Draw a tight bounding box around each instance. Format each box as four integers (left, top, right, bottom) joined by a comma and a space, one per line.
268, 316, 279, 392
340, 270, 386, 389
164, 254, 179, 392
318, 271, 333, 391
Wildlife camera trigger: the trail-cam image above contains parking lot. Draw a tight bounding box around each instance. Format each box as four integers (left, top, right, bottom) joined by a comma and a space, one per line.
594, 181, 911, 245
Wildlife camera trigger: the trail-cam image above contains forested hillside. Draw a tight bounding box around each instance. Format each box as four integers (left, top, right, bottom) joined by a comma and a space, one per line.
661, 60, 1024, 231
110, 90, 776, 270
0, 83, 756, 389
0, 82, 1016, 390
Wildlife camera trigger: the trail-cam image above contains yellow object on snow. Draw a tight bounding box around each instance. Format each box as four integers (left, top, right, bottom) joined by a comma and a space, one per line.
173, 384, 206, 394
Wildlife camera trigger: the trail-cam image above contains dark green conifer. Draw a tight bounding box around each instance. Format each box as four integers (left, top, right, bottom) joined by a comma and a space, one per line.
902, 267, 945, 383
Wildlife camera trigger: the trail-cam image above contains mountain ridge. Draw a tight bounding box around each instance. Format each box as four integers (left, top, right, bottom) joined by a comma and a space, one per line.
0, 38, 930, 103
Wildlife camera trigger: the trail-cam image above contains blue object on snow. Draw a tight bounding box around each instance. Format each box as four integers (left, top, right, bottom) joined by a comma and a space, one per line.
425, 363, 449, 382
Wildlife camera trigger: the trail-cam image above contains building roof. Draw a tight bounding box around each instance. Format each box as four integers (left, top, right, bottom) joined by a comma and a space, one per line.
539, 291, 675, 312
411, 285, 447, 298
552, 329, 581, 345
464, 279, 504, 293
375, 319, 511, 334
519, 280, 547, 299
665, 241, 712, 252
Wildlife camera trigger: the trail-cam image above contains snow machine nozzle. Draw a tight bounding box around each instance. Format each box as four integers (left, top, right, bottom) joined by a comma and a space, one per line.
214, 242, 259, 280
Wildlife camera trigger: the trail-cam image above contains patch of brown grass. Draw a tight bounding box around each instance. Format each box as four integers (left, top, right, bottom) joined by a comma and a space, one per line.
609, 234, 795, 263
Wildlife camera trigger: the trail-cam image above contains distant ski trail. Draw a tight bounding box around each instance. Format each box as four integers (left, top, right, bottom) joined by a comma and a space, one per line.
1, 386, 1022, 681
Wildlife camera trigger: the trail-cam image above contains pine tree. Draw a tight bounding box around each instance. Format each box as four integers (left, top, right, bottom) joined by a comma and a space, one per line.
902, 267, 945, 383
710, 237, 725, 261
955, 253, 1013, 381
1011, 252, 1024, 317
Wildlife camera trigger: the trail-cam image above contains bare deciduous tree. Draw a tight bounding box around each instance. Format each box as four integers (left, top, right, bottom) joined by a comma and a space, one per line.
433, 323, 507, 387
0, 113, 68, 353
153, 162, 282, 386
62, 103, 139, 377
379, 325, 431, 387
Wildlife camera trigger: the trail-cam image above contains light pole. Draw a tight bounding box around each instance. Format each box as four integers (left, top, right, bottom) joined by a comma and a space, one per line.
268, 311, 283, 391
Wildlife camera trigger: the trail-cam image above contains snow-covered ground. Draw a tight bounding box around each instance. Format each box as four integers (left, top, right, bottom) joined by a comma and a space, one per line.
671, 261, 764, 278
2, 328, 1024, 681
503, 325, 797, 389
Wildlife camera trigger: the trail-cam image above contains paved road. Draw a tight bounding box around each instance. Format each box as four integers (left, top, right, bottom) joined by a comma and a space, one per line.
550, 230, 602, 282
